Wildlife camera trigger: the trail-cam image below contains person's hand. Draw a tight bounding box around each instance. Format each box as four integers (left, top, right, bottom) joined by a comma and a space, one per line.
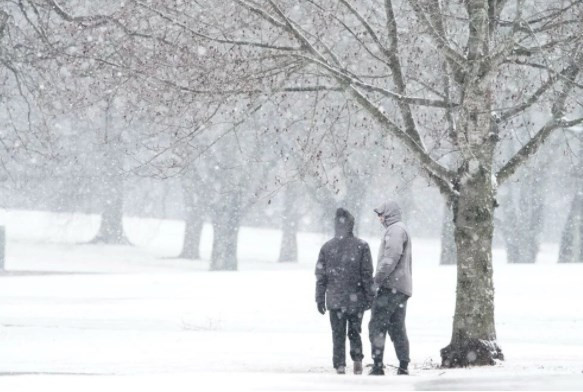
317, 302, 326, 315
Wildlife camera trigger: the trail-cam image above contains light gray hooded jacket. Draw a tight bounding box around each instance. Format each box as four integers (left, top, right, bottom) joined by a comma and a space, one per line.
373, 200, 412, 297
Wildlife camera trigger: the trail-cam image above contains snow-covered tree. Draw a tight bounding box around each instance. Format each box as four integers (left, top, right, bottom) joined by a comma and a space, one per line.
12, 0, 582, 366
125, 0, 583, 366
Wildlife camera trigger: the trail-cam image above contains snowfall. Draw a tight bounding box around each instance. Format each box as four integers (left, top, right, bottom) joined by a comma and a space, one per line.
0, 210, 582, 391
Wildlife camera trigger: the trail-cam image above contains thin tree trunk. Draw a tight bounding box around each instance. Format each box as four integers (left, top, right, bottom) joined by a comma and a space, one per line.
514, 173, 544, 263
439, 199, 457, 265
342, 175, 367, 234
210, 193, 241, 271
0, 226, 5, 270
90, 99, 128, 245
180, 207, 204, 260
91, 174, 129, 244
210, 218, 240, 271
278, 185, 299, 263
558, 192, 583, 263
559, 138, 583, 263
499, 181, 521, 263
179, 179, 204, 259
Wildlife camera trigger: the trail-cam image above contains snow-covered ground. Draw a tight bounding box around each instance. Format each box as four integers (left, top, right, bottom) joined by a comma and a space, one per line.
0, 210, 582, 391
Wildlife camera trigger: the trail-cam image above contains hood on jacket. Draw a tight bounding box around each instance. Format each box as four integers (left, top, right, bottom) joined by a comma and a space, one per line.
334, 208, 355, 238
374, 200, 402, 228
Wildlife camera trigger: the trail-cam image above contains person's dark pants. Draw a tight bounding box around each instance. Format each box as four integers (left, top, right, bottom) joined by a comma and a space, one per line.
329, 308, 364, 369
369, 288, 410, 367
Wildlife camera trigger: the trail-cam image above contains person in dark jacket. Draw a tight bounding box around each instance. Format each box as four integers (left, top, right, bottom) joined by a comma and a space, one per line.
315, 208, 375, 375
368, 200, 412, 376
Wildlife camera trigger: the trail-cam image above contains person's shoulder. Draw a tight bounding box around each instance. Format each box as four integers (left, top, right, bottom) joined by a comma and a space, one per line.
321, 238, 337, 250
353, 237, 370, 248
387, 223, 408, 237
354, 237, 368, 245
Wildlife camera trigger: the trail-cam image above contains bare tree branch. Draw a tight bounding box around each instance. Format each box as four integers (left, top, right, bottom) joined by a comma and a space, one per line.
497, 52, 581, 183
498, 63, 578, 121
0, 10, 8, 40
348, 85, 456, 195
384, 0, 425, 145
408, 0, 468, 72
338, 0, 392, 59
497, 116, 583, 183
134, 1, 301, 51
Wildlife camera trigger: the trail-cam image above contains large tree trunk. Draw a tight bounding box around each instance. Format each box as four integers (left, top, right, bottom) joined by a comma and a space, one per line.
439, 199, 457, 265
210, 192, 241, 271
441, 166, 504, 366
179, 178, 204, 260
278, 184, 299, 263
440, 38, 503, 364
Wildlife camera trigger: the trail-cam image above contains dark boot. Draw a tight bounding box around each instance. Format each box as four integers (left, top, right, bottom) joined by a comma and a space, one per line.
397, 361, 409, 375
353, 361, 363, 375
368, 364, 385, 376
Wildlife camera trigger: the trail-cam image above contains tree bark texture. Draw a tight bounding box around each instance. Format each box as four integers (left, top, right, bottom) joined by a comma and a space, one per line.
441, 57, 503, 365
441, 164, 504, 366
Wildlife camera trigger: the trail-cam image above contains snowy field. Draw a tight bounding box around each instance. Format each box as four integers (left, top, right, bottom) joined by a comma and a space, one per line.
0, 210, 582, 391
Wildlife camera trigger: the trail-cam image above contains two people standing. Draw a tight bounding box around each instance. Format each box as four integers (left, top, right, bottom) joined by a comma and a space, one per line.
315, 200, 412, 375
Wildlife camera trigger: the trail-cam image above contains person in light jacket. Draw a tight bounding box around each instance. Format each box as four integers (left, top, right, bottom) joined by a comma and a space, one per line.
368, 200, 412, 376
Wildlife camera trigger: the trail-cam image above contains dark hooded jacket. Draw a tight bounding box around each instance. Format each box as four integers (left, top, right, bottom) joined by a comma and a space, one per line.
373, 200, 413, 297
315, 208, 375, 311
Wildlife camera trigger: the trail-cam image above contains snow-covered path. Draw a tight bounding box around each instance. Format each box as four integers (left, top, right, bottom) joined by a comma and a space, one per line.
0, 211, 582, 390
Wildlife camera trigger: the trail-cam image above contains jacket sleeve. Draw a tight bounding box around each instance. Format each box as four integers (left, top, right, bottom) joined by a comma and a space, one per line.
360, 242, 375, 303
374, 227, 405, 287
315, 246, 327, 304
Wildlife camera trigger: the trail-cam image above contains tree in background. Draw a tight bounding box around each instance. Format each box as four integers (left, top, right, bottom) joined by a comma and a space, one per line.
499, 155, 546, 264
90, 96, 131, 244
559, 130, 583, 263
278, 182, 301, 263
